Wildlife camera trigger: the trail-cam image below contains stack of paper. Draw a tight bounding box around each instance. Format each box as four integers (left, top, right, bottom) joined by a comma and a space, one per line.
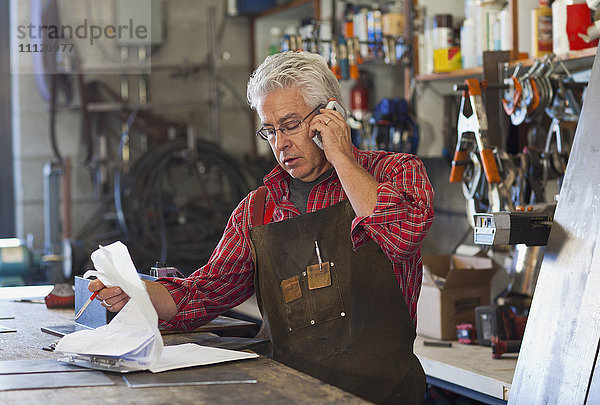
55, 241, 258, 373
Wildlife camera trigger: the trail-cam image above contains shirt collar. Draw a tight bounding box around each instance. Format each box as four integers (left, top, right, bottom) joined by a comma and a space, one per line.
262, 146, 359, 203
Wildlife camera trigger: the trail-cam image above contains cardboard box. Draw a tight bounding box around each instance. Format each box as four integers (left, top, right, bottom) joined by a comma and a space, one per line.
417, 255, 496, 340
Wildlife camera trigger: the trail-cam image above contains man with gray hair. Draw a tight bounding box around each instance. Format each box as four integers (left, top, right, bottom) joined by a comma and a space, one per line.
90, 51, 434, 404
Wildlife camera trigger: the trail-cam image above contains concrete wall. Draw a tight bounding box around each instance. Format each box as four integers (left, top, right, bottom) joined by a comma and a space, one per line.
10, 0, 252, 248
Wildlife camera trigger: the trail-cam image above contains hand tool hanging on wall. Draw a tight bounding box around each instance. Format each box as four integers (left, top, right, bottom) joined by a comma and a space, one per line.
500, 54, 586, 199
450, 79, 517, 227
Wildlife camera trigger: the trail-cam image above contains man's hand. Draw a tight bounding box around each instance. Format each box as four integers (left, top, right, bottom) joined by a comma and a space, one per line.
311, 107, 379, 217
88, 279, 130, 312
88, 278, 179, 321
311, 108, 355, 168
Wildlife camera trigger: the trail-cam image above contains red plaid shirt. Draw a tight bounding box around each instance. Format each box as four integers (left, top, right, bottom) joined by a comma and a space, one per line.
158, 147, 434, 331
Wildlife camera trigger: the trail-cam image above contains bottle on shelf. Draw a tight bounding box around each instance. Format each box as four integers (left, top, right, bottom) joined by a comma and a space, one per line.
432, 14, 462, 72
367, 7, 383, 58
552, 0, 570, 55
461, 16, 477, 69
418, 7, 434, 75
382, 2, 405, 39
353, 7, 370, 61
350, 74, 370, 121
531, 0, 553, 58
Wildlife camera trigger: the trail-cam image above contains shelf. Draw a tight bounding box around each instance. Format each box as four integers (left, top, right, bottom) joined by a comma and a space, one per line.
513, 47, 597, 74
516, 47, 597, 66
415, 47, 598, 83
415, 67, 483, 82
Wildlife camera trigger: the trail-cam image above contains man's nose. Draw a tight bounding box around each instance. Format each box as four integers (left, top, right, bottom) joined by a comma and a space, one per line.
273, 131, 291, 151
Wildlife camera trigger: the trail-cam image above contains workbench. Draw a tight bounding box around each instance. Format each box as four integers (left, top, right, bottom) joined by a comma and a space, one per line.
0, 286, 517, 404
414, 336, 516, 404
0, 287, 366, 404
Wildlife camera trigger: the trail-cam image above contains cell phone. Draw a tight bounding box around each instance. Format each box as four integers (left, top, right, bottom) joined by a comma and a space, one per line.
313, 99, 347, 149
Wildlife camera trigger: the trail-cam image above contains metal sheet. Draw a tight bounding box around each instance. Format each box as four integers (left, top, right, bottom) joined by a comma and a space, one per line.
509, 46, 600, 404
41, 323, 92, 337
0, 359, 86, 375
122, 367, 256, 388
0, 325, 16, 333
0, 371, 114, 391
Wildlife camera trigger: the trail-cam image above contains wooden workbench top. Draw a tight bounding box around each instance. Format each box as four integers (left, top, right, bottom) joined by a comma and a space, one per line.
0, 294, 367, 404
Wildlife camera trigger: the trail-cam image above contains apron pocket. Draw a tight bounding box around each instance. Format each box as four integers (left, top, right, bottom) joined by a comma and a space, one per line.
284, 296, 312, 330
309, 275, 346, 324
283, 265, 346, 331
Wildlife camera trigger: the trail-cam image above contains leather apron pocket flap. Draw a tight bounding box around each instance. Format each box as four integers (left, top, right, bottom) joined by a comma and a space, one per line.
307, 262, 332, 289
281, 275, 302, 304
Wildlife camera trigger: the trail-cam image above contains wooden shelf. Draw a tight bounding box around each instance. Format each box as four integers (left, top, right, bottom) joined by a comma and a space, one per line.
415, 47, 598, 83
415, 67, 483, 82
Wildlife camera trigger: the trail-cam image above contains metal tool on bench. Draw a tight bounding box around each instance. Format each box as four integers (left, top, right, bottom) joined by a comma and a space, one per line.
149, 262, 184, 278
474, 305, 527, 358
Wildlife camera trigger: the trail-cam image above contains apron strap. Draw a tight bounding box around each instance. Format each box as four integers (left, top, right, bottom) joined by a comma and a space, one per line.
252, 186, 275, 227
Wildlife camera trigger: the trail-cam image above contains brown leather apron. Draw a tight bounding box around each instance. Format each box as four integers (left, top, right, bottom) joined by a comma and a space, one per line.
249, 199, 425, 404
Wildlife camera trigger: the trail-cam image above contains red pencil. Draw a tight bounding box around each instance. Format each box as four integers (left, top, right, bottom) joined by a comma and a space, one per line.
74, 290, 99, 320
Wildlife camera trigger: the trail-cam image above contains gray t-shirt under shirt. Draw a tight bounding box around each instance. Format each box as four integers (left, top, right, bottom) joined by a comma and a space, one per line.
288, 169, 335, 214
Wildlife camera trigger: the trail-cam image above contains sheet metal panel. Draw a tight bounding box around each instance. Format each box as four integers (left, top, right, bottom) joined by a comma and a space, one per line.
509, 47, 600, 404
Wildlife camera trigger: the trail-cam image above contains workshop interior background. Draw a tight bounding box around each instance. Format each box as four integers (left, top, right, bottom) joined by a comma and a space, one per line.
3, 0, 600, 402
2, 0, 589, 302
0, 0, 473, 283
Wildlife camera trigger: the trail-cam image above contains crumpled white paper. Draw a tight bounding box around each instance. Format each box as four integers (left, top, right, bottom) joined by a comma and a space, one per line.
55, 241, 163, 369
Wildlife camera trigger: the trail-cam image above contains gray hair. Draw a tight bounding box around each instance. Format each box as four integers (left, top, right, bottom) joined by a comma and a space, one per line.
246, 51, 346, 114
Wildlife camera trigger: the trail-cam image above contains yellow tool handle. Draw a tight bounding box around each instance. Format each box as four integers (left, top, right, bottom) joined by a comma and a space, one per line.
480, 149, 501, 183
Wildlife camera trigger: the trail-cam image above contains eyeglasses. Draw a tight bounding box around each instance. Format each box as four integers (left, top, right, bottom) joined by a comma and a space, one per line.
256, 104, 323, 141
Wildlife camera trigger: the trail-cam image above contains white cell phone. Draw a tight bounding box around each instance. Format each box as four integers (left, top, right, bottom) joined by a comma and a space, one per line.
313, 99, 347, 149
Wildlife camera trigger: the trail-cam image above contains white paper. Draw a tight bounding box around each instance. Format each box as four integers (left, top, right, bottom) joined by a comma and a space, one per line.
149, 343, 258, 373
55, 241, 258, 373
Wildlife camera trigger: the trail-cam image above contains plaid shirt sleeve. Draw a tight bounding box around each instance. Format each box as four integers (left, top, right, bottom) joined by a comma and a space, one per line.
350, 153, 435, 325
155, 193, 257, 332
351, 154, 434, 257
